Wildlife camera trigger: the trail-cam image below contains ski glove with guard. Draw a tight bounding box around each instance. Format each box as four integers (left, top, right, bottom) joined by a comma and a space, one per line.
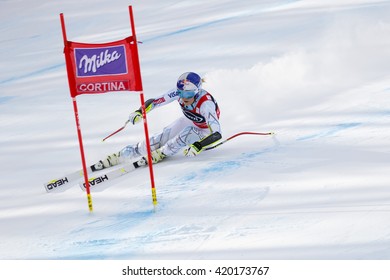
129, 99, 156, 125
184, 131, 222, 157
184, 142, 203, 157
129, 109, 142, 125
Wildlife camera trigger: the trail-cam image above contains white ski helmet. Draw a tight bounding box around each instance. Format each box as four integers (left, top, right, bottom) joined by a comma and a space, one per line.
176, 72, 202, 99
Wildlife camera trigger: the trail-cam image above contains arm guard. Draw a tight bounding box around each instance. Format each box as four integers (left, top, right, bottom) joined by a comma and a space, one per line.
135, 98, 155, 114
198, 131, 222, 149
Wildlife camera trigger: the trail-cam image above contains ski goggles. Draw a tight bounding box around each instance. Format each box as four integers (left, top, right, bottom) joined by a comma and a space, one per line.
177, 89, 198, 99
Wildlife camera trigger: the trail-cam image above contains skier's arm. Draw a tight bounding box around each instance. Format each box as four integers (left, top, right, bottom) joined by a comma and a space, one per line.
191, 131, 222, 150
128, 89, 179, 124
184, 131, 222, 157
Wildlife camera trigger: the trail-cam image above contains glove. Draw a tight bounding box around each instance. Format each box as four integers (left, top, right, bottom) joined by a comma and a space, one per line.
129, 110, 142, 125
184, 142, 203, 157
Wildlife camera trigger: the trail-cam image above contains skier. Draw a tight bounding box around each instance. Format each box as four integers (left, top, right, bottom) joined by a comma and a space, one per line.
93, 72, 222, 170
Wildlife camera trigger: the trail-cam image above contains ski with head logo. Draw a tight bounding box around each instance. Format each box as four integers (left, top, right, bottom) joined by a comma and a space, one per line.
44, 167, 92, 193
44, 157, 146, 193
79, 157, 147, 191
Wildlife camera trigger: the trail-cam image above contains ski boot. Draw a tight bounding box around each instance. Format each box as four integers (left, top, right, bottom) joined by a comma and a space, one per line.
91, 153, 120, 171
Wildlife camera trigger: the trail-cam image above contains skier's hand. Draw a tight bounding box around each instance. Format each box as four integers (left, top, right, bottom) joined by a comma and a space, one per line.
184, 142, 203, 157
129, 110, 142, 125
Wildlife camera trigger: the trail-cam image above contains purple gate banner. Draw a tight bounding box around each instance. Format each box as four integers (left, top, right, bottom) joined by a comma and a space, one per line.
75, 45, 128, 77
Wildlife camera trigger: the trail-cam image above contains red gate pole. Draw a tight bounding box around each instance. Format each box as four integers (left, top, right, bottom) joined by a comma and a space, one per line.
128, 6, 158, 208
60, 13, 93, 212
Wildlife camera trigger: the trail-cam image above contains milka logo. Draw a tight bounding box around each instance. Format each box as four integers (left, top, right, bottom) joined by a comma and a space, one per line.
75, 45, 127, 77
79, 50, 121, 74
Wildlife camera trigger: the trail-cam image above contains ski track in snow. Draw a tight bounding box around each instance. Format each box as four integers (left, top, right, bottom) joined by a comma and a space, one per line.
0, 63, 64, 85
142, 0, 300, 43
296, 122, 362, 141
0, 96, 15, 104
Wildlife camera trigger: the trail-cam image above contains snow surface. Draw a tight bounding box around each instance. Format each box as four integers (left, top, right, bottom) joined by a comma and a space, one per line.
1, 0, 390, 260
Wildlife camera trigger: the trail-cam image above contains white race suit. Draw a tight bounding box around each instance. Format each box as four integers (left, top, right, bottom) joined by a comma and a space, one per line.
119, 88, 221, 160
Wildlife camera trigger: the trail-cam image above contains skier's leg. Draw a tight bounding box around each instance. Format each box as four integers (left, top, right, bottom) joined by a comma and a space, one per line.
91, 153, 121, 171
119, 117, 190, 162
159, 125, 207, 156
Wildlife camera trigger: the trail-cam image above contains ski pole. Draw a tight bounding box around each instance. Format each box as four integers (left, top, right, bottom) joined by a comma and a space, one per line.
102, 120, 130, 142
205, 131, 275, 151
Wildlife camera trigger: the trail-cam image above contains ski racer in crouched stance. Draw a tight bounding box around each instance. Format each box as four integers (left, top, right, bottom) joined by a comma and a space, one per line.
93, 72, 222, 170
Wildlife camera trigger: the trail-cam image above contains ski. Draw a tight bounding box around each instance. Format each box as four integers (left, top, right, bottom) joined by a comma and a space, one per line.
44, 159, 122, 192
44, 166, 92, 192
79, 157, 147, 191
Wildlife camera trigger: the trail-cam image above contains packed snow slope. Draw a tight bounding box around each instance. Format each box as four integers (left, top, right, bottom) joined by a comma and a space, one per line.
1, 0, 390, 259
